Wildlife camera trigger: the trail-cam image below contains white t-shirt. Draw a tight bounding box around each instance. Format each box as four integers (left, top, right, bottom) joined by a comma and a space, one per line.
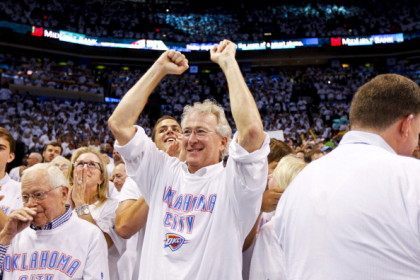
117, 177, 145, 280
249, 220, 286, 280
2, 213, 109, 279
8, 167, 21, 182
274, 131, 420, 280
0, 174, 23, 215
115, 126, 269, 280
243, 211, 275, 280
108, 181, 120, 200
89, 198, 125, 280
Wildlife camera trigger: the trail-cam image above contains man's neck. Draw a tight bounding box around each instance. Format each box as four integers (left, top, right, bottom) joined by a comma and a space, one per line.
351, 125, 398, 154
31, 207, 69, 230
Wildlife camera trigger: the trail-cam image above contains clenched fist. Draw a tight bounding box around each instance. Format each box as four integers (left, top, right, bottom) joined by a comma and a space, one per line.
210, 40, 237, 70
155, 50, 189, 76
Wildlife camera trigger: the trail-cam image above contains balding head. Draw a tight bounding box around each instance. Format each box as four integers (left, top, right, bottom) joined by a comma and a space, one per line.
27, 152, 43, 167
21, 163, 69, 227
111, 163, 127, 191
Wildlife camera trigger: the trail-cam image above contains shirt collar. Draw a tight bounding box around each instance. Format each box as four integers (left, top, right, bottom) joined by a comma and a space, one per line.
339, 130, 396, 154
30, 205, 72, 231
182, 161, 224, 177
0, 174, 11, 186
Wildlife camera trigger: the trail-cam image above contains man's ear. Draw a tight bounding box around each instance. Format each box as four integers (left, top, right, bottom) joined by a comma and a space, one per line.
399, 114, 414, 139
219, 136, 228, 159
7, 152, 15, 164
61, 186, 69, 201
220, 136, 228, 151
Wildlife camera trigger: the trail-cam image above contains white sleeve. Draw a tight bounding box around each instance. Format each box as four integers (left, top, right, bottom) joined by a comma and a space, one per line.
225, 132, 270, 235
118, 177, 142, 202
8, 169, 19, 182
83, 228, 110, 280
114, 126, 175, 203
108, 182, 120, 200
90, 199, 126, 255
227, 132, 270, 193
400, 158, 420, 238
249, 221, 286, 280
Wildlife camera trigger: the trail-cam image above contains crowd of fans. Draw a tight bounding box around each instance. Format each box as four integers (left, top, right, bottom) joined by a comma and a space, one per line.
1, 51, 418, 158
0, 54, 104, 95
0, 3, 418, 279
0, 50, 419, 280
1, 0, 418, 42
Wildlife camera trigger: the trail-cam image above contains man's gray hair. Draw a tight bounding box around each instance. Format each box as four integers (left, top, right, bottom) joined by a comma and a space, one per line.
22, 163, 68, 189
181, 99, 232, 158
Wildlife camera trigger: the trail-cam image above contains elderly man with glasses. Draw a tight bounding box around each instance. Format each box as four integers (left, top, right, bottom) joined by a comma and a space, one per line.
0, 163, 109, 279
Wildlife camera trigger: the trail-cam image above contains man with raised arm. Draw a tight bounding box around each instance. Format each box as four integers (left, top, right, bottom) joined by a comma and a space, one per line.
108, 40, 269, 279
114, 116, 183, 280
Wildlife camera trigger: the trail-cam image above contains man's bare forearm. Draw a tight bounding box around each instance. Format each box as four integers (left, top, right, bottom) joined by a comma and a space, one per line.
223, 59, 264, 148
212, 41, 265, 152
115, 198, 149, 239
108, 63, 166, 145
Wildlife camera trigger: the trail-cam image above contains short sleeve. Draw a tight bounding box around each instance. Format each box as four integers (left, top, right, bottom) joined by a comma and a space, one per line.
225, 132, 270, 236
114, 126, 173, 202
90, 199, 126, 255
118, 178, 142, 202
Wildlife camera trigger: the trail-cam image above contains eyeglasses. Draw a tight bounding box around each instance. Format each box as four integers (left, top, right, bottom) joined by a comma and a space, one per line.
182, 128, 215, 139
22, 186, 63, 203
73, 160, 102, 171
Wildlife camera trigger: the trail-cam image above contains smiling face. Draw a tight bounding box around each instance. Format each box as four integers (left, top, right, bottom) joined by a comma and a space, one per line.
182, 112, 227, 173
154, 119, 182, 151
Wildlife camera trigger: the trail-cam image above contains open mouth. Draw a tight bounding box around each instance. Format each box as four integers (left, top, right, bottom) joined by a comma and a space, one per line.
164, 137, 177, 143
187, 147, 204, 153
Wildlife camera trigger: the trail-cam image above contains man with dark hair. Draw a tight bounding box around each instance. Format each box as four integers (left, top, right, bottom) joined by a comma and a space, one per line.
114, 116, 182, 279
42, 141, 62, 163
151, 115, 182, 157
115, 115, 182, 239
0, 127, 22, 228
273, 74, 420, 279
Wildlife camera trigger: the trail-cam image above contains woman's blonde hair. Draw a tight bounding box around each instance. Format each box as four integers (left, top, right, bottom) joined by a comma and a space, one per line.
272, 154, 306, 191
67, 146, 109, 205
